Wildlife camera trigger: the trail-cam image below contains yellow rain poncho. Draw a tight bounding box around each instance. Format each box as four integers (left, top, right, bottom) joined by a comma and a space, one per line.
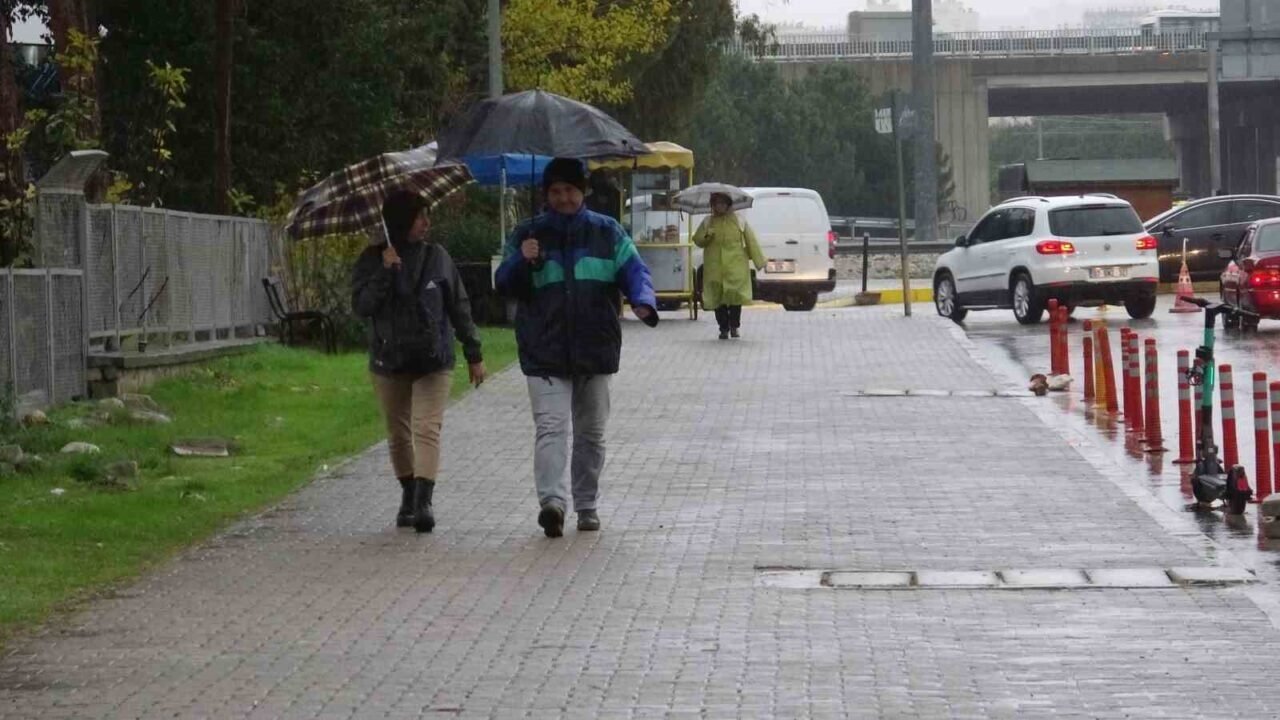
693, 212, 766, 310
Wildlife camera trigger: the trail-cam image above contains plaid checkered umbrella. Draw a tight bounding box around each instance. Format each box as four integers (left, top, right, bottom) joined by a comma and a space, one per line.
285, 145, 473, 241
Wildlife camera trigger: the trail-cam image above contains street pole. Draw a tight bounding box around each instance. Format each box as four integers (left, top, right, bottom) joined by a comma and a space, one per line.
1207, 34, 1222, 194
893, 91, 912, 317
911, 0, 938, 246
487, 0, 503, 99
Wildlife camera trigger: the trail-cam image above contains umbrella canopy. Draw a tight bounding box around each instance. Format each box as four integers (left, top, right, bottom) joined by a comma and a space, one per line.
285, 145, 473, 240
435, 90, 644, 162
424, 141, 552, 187
673, 183, 754, 215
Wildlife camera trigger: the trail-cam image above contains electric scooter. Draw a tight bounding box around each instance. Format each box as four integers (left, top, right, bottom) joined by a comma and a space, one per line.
1181, 296, 1258, 515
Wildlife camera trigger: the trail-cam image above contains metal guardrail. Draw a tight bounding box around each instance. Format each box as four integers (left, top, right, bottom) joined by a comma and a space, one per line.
738, 28, 1208, 61
829, 215, 971, 254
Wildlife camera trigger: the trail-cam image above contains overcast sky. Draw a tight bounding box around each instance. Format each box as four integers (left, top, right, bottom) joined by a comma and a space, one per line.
735, 0, 1219, 31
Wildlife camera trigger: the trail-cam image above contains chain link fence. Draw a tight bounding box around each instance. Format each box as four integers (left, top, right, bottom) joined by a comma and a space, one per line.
2, 171, 280, 413
79, 205, 275, 349
0, 269, 84, 410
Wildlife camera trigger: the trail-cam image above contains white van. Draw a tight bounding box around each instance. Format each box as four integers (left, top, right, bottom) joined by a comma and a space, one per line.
732, 187, 837, 311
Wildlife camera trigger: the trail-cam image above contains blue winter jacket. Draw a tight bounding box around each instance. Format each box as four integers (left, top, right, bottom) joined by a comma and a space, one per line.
495, 205, 658, 377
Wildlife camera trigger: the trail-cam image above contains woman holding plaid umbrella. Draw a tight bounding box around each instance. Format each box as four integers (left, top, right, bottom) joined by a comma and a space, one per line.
350, 191, 486, 533
288, 145, 483, 534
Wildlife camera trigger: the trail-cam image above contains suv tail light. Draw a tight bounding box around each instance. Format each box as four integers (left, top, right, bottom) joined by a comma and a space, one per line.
1249, 268, 1280, 288
1036, 240, 1076, 255
1136, 235, 1158, 251
827, 230, 838, 259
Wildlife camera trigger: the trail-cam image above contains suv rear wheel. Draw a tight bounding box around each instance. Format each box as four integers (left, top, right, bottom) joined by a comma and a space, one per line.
1011, 272, 1045, 325
934, 272, 967, 322
1124, 294, 1157, 320
783, 293, 818, 312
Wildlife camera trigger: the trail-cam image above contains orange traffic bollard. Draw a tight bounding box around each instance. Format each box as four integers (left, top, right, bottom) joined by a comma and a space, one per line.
1047, 299, 1060, 374
1096, 323, 1119, 414
1082, 320, 1095, 402
1221, 364, 1238, 469
1175, 350, 1195, 464
1254, 373, 1272, 502
1272, 382, 1280, 499
1144, 339, 1164, 451
1057, 306, 1070, 377
1125, 331, 1144, 434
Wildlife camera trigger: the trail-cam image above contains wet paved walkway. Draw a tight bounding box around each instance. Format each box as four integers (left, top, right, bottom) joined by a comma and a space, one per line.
4, 306, 1280, 718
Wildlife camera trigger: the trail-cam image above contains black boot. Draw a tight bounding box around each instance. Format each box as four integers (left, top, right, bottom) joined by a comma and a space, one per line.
412, 478, 435, 534
396, 476, 414, 528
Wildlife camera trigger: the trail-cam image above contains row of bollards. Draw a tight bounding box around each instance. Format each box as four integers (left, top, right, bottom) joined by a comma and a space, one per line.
1063, 318, 1279, 503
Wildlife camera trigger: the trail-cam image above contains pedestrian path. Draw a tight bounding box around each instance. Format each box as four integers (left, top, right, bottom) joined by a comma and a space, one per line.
3, 306, 1279, 718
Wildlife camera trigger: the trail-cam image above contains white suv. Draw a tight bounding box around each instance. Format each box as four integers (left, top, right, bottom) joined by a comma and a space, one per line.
933, 195, 1160, 324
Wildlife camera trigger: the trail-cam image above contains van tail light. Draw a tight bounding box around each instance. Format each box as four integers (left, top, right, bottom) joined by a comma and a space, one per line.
1136, 235, 1158, 251
1249, 268, 1280, 288
1036, 239, 1076, 255
827, 230, 838, 259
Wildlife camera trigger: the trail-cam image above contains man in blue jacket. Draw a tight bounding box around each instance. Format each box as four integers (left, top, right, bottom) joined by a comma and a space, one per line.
496, 157, 659, 538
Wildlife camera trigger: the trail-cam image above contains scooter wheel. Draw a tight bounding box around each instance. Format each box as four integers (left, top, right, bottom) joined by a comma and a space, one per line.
1228, 494, 1248, 516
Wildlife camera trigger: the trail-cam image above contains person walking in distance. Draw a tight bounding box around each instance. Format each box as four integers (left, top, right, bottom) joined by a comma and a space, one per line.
495, 158, 659, 537
351, 191, 486, 533
693, 192, 765, 339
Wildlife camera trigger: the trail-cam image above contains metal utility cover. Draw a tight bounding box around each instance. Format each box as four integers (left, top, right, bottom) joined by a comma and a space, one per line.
826, 571, 913, 588
1086, 568, 1175, 588
999, 569, 1090, 588
914, 571, 1000, 588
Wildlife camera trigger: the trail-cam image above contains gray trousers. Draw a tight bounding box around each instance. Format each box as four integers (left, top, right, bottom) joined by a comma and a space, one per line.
527, 375, 611, 513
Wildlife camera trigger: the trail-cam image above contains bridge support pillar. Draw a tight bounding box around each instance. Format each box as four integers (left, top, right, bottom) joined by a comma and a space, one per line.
1166, 111, 1212, 198
1219, 86, 1280, 196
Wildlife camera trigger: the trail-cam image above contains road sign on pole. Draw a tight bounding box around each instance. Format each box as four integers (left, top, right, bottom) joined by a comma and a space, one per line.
875, 108, 893, 135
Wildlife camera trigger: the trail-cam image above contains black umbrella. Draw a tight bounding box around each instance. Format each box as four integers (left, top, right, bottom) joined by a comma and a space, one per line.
436, 90, 645, 161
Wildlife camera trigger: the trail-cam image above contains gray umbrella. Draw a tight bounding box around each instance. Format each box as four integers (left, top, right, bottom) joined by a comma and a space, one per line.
673, 183, 754, 215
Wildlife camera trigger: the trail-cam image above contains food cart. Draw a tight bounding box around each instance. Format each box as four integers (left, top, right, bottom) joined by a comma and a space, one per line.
590, 142, 698, 319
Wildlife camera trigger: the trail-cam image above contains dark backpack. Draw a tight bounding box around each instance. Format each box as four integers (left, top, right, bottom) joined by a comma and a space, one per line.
371, 245, 442, 373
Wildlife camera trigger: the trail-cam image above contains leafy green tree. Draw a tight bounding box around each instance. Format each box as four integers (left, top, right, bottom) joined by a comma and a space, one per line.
503, 0, 674, 104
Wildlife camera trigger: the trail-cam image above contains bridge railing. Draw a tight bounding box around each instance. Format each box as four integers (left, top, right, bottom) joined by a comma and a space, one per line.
738, 28, 1207, 61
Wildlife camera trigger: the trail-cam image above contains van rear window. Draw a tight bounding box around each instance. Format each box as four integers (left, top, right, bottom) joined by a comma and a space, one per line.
1048, 206, 1143, 237
744, 197, 828, 234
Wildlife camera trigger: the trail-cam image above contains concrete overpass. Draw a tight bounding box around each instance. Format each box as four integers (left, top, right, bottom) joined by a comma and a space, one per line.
749, 30, 1247, 221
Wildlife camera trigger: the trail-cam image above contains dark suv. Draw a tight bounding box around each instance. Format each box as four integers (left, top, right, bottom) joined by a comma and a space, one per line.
1144, 194, 1280, 282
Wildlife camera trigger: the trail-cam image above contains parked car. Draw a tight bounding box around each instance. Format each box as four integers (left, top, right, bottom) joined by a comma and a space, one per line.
1220, 217, 1280, 330
1144, 194, 1280, 282
725, 188, 837, 312
933, 195, 1160, 324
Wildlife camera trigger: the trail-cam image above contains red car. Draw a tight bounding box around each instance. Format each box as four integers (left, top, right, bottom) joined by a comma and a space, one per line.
1221, 217, 1280, 330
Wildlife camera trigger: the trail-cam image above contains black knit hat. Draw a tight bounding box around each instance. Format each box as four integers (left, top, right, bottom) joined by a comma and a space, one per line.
542, 157, 588, 193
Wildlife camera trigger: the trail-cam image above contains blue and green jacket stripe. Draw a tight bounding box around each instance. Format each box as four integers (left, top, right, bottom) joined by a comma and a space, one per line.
496, 206, 658, 377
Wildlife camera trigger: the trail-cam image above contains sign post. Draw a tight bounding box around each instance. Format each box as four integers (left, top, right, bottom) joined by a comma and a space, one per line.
878, 92, 913, 317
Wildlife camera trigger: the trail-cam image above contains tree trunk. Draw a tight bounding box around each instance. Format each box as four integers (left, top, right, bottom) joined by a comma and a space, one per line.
213, 0, 234, 214
0, 7, 25, 264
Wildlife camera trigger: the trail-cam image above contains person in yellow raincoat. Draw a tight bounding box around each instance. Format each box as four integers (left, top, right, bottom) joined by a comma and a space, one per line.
693, 193, 766, 340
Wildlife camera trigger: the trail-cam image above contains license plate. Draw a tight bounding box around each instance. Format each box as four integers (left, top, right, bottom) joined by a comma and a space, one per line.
766, 260, 795, 274
1090, 266, 1128, 280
